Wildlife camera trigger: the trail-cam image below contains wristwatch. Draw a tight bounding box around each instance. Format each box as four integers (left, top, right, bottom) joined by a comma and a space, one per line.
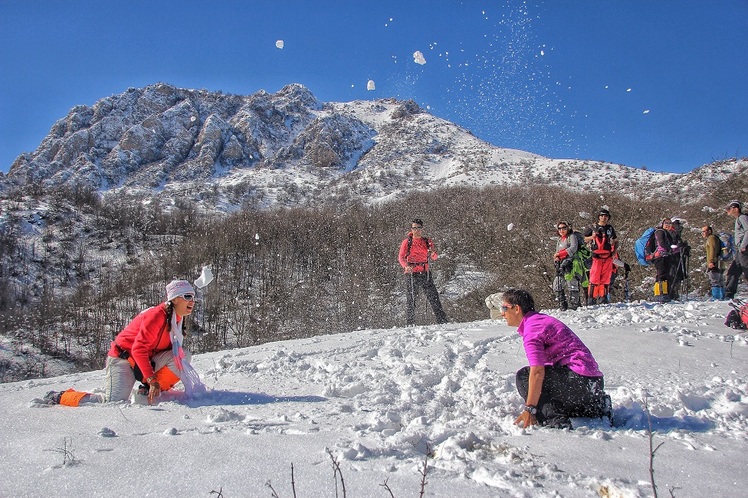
524, 405, 538, 415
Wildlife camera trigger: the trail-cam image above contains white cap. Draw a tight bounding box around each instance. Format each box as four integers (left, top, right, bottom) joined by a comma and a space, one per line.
166, 280, 195, 301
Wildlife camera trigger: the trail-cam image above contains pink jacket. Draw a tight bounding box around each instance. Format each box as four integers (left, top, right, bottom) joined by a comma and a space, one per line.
518, 311, 603, 377
398, 235, 438, 273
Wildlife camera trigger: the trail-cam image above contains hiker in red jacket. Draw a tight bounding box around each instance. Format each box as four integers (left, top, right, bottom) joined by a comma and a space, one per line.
42, 280, 196, 406
584, 209, 618, 304
398, 219, 448, 326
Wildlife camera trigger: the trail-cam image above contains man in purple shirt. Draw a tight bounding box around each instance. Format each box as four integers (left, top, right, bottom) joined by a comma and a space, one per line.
500, 289, 611, 429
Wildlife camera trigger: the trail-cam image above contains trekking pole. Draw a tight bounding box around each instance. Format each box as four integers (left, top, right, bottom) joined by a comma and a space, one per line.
426, 246, 432, 282
680, 252, 689, 301
682, 253, 688, 301
554, 261, 566, 309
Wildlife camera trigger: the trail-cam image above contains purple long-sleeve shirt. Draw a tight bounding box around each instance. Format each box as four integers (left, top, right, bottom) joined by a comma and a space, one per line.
517, 311, 603, 377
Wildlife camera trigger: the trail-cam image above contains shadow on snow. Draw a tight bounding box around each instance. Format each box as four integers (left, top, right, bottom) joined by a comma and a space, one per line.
163, 389, 327, 408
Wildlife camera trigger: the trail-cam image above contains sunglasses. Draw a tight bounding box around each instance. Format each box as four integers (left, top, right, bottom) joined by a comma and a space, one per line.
500, 304, 515, 313
181, 294, 195, 301
411, 226, 423, 230
557, 226, 568, 230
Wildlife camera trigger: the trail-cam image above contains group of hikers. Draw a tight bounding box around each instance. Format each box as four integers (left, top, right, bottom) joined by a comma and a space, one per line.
553, 208, 697, 307
553, 202, 748, 308
40, 201, 747, 432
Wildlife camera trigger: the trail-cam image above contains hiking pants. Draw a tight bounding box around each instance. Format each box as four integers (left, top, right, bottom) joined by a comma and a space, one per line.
706, 268, 725, 290
105, 350, 184, 402
652, 256, 671, 283
516, 365, 606, 426
589, 256, 613, 286
405, 271, 448, 325
725, 250, 748, 299
553, 271, 581, 308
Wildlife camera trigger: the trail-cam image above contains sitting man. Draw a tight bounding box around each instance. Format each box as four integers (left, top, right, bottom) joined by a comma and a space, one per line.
499, 288, 611, 429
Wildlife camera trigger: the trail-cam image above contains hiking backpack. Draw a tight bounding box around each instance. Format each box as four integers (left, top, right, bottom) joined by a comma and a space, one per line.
718, 232, 734, 261
572, 231, 591, 263
634, 227, 657, 266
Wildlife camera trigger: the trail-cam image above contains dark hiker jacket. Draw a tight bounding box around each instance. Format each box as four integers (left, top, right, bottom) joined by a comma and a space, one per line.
652, 228, 674, 260
585, 224, 617, 259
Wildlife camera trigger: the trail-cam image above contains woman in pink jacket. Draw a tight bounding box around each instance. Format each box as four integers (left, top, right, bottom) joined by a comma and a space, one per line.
44, 280, 195, 406
500, 289, 611, 429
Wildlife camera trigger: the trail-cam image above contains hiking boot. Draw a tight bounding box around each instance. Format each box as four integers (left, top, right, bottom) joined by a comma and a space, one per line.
569, 292, 581, 310
544, 417, 573, 430
602, 394, 613, 421
137, 384, 149, 396
43, 391, 63, 405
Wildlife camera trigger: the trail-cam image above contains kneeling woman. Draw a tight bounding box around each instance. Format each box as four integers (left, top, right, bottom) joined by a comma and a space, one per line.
45, 280, 195, 406
501, 289, 610, 429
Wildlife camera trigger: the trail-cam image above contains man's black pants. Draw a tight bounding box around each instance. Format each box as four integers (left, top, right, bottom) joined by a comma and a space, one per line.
405, 271, 448, 325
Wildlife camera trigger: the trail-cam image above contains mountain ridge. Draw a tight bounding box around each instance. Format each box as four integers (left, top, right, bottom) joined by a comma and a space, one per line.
5, 82, 743, 212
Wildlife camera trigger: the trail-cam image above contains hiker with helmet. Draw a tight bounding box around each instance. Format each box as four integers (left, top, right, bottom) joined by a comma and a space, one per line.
552, 221, 586, 310
651, 218, 675, 302
398, 219, 449, 326
41, 280, 197, 406
583, 208, 617, 304
702, 225, 726, 300
500, 289, 611, 430
725, 200, 748, 299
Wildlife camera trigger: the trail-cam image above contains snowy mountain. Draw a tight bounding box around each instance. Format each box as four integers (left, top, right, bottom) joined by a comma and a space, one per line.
4, 82, 744, 211
2, 300, 746, 497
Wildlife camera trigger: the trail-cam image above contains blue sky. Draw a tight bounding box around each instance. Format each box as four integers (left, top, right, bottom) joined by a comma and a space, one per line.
1, 1, 746, 175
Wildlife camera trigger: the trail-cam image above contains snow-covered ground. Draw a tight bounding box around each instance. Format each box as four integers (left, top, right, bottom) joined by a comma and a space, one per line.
1, 299, 747, 497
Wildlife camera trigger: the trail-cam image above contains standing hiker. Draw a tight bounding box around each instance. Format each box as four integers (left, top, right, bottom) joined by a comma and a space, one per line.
398, 218, 449, 326
667, 218, 690, 300
702, 225, 726, 300
500, 289, 611, 430
584, 208, 617, 304
41, 280, 197, 406
651, 219, 675, 302
552, 221, 587, 310
725, 200, 748, 300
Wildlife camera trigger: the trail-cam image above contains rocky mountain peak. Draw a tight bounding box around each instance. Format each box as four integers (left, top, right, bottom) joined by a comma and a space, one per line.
2, 83, 746, 211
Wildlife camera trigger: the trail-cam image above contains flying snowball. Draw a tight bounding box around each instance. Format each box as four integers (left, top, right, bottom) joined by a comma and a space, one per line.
367, 80, 376, 91
275, 40, 284, 49
507, 223, 514, 231
643, 109, 650, 114
413, 51, 426, 65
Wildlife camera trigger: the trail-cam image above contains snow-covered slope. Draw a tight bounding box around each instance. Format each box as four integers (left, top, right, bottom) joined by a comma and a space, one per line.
2, 299, 746, 497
